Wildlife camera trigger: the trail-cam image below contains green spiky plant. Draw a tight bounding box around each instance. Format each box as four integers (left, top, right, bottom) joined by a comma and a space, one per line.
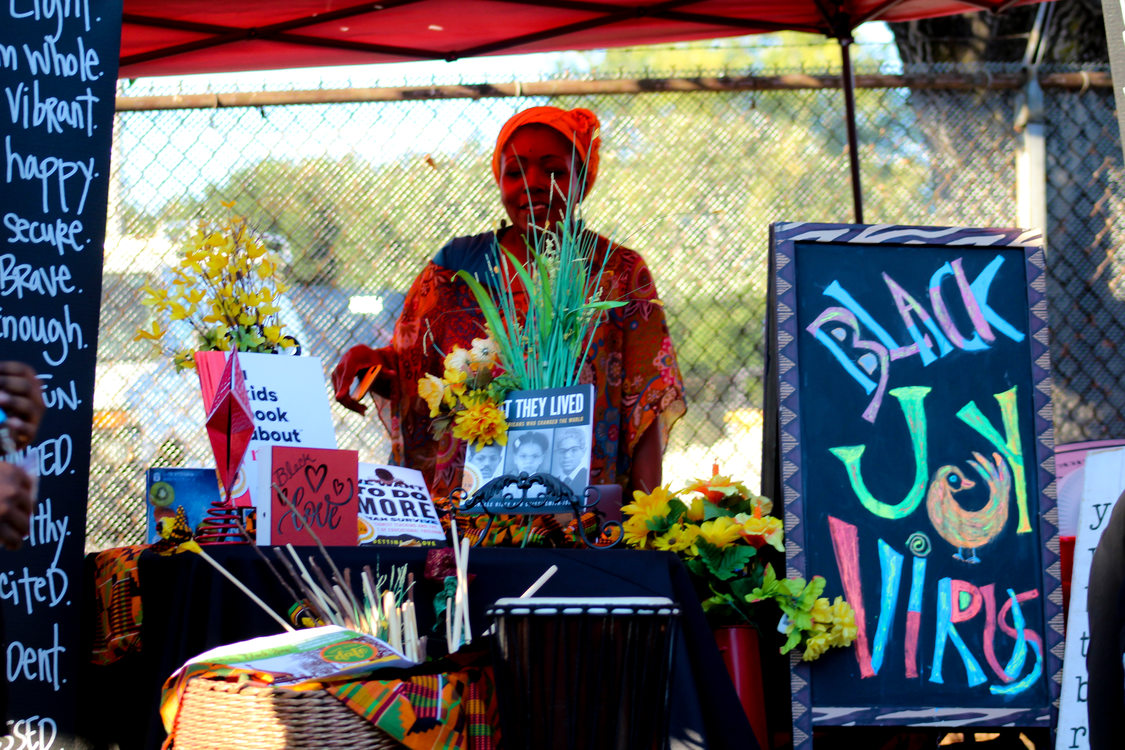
456, 157, 624, 390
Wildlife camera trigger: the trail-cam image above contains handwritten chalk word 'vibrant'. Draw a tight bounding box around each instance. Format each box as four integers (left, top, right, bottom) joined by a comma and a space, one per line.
5, 81, 98, 136
0, 304, 84, 367
828, 517, 1043, 694
21, 34, 100, 81
807, 255, 1024, 422
829, 385, 1031, 535
6, 623, 64, 691
0, 255, 74, 298
10, 0, 94, 42
4, 138, 95, 216
1, 715, 57, 750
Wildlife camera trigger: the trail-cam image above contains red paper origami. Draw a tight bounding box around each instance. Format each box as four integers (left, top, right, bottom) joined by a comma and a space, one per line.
205, 350, 255, 500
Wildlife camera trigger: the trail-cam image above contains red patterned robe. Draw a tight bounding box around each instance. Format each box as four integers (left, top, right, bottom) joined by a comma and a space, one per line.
370, 230, 685, 497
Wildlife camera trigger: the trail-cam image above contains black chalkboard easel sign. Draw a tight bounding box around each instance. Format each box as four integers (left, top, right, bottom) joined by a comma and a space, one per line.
768, 223, 1061, 748
1, 0, 123, 741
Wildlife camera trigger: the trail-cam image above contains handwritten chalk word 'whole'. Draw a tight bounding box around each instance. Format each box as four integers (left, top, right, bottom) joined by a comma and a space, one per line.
807, 255, 1024, 423
1, 715, 57, 750
828, 385, 1032, 537
10, 0, 94, 43
6, 622, 64, 691
828, 517, 1043, 695
20, 34, 100, 82
5, 137, 95, 216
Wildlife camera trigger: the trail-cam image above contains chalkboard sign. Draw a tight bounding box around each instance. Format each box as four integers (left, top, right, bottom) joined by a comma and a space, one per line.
770, 223, 1061, 748
1, 0, 122, 741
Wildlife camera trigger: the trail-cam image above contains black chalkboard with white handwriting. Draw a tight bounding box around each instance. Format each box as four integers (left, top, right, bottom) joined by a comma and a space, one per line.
1, 0, 122, 740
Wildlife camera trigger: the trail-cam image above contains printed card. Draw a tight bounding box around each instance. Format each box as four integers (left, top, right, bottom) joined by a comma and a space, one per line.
266, 446, 359, 547
357, 464, 445, 547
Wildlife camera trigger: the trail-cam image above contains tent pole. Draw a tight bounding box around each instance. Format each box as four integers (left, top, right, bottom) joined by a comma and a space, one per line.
839, 36, 864, 224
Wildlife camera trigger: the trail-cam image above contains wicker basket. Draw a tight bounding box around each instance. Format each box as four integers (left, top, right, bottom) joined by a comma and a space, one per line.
172, 677, 403, 749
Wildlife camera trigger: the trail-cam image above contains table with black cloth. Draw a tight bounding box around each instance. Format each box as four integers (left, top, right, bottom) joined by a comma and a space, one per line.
78, 546, 757, 750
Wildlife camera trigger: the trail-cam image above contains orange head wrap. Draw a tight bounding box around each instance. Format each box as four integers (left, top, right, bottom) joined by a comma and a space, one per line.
491, 106, 601, 198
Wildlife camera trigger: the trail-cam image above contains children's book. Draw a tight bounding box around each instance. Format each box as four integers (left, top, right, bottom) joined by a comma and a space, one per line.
357, 464, 445, 547
145, 467, 222, 544
461, 383, 594, 513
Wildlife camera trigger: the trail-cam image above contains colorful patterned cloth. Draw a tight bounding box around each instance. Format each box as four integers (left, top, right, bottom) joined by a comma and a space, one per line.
161, 653, 499, 749
353, 229, 686, 498
89, 544, 149, 666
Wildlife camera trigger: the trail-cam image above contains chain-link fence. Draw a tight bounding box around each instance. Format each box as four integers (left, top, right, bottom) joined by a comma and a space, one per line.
89, 62, 1122, 551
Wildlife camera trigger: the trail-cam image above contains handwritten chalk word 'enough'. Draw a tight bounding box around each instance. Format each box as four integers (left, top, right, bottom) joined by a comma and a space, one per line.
0, 255, 74, 298
4, 137, 95, 216
0, 715, 57, 750
10, 0, 94, 42
6, 623, 64, 691
20, 34, 100, 81
6, 81, 98, 136
0, 304, 83, 366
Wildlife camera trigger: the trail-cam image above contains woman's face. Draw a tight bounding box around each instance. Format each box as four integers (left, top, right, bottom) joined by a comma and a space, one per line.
514, 441, 545, 474
498, 125, 578, 235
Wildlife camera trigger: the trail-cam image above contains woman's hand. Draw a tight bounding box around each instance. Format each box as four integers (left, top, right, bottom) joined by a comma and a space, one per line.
331, 345, 395, 414
0, 462, 34, 550
0, 361, 43, 449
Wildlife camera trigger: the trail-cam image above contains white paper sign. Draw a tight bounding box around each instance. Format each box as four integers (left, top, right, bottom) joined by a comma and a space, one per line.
1056, 445, 1125, 750
357, 463, 445, 546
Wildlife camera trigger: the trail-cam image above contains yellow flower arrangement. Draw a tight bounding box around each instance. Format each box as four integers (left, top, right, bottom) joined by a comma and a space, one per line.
622, 472, 857, 662
421, 337, 517, 450
134, 202, 297, 369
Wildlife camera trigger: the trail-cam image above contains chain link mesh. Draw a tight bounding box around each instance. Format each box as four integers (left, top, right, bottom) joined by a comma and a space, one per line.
91, 63, 1116, 551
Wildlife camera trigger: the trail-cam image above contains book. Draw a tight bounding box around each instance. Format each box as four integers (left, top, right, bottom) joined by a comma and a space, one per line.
262, 445, 359, 547
357, 463, 445, 547
145, 467, 222, 544
462, 383, 594, 513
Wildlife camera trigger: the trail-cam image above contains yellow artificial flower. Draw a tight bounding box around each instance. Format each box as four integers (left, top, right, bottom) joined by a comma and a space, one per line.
443, 346, 473, 374
443, 365, 468, 395
697, 516, 743, 548
809, 597, 833, 626
683, 496, 705, 522
652, 523, 700, 556
621, 485, 674, 528
133, 320, 164, 342
451, 400, 508, 448
622, 514, 653, 549
418, 374, 450, 418
827, 597, 858, 647
735, 511, 784, 552
803, 632, 831, 662
469, 337, 501, 369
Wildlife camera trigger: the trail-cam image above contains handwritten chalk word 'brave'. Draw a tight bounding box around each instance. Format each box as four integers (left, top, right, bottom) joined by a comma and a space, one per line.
6, 622, 64, 691
21, 34, 100, 81
0, 715, 57, 750
5, 81, 98, 136
4, 137, 94, 216
807, 255, 1024, 423
0, 255, 74, 298
0, 304, 83, 366
10, 0, 94, 42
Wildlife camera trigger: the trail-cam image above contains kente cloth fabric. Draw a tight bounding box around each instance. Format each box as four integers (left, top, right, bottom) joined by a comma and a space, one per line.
364, 229, 685, 498
89, 544, 149, 666
491, 106, 601, 197
161, 656, 499, 750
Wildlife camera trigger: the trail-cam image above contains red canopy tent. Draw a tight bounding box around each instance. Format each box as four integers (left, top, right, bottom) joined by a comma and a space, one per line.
119, 0, 1050, 220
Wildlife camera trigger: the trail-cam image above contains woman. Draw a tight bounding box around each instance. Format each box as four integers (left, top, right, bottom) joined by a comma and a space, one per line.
332, 106, 684, 498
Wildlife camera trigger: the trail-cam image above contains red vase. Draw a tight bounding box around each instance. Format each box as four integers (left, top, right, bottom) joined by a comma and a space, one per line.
714, 624, 769, 750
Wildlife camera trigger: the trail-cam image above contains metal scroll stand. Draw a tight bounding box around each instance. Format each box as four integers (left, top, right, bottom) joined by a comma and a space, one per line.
452, 472, 622, 549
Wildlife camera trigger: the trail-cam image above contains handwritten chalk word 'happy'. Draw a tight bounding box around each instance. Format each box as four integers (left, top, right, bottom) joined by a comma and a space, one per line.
807, 255, 1024, 423
10, 0, 94, 43
5, 137, 95, 216
5, 80, 98, 136
0, 255, 74, 298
